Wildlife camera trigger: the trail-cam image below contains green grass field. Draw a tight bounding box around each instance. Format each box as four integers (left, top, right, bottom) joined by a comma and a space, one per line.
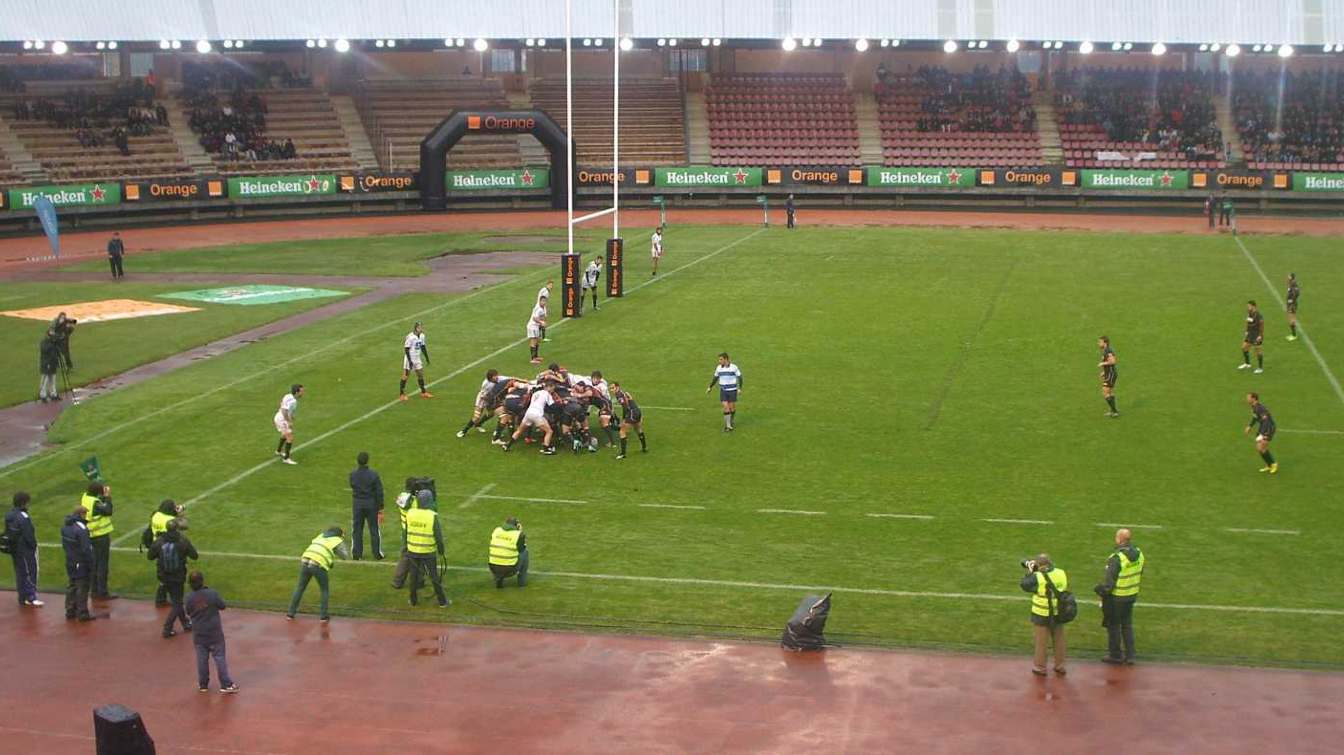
3, 223, 1342, 668
0, 282, 357, 408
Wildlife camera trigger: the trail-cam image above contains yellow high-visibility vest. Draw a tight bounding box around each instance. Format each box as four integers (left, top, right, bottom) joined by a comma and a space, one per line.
150, 511, 174, 539
1113, 549, 1145, 598
301, 534, 343, 571
82, 492, 113, 538
1031, 568, 1068, 617
489, 527, 521, 566
405, 509, 437, 555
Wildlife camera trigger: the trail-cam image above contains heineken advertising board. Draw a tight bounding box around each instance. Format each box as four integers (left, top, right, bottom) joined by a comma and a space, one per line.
227, 175, 336, 199
654, 166, 763, 188
865, 167, 977, 188
8, 183, 121, 209
445, 168, 549, 191
1292, 172, 1344, 192
1079, 169, 1188, 190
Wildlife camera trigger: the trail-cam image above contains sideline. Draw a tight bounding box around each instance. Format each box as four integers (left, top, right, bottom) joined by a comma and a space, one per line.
0, 271, 546, 481
109, 228, 768, 545
1233, 235, 1344, 406
37, 543, 1344, 618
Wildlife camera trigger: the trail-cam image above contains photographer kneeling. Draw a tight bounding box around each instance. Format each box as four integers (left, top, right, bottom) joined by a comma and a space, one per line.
1020, 553, 1069, 677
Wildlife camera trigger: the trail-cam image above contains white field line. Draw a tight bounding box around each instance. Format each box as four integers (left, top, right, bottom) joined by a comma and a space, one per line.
639, 503, 707, 510
43, 543, 1344, 617
639, 406, 696, 411
1277, 428, 1344, 436
1234, 236, 1344, 405
1224, 527, 1301, 536
0, 273, 544, 481
866, 513, 936, 520
109, 228, 767, 544
1095, 523, 1166, 530
756, 508, 826, 515
472, 494, 586, 505
458, 482, 498, 509
982, 518, 1052, 525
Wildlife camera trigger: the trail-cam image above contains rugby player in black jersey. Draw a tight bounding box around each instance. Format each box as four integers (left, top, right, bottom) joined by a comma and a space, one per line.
1243, 392, 1278, 474
1240, 300, 1265, 374
610, 382, 647, 459
1098, 336, 1119, 417
1285, 274, 1301, 341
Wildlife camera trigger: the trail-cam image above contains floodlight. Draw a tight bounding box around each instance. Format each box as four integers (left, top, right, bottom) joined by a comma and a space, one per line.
51, 41, 68, 55
880, 39, 890, 48
473, 38, 488, 52
668, 38, 677, 46
621, 38, 634, 51
1006, 39, 1020, 53
171, 40, 182, 49
34, 40, 45, 50
943, 40, 958, 53
854, 38, 869, 52
334, 38, 350, 53
1278, 44, 1294, 57
196, 40, 212, 54
1079, 41, 1093, 54
1226, 44, 1241, 57
96, 41, 106, 50
316, 39, 327, 48
701, 38, 710, 47
782, 37, 797, 51
1198, 44, 1209, 52
1210, 43, 1221, 52
375, 39, 385, 48
1123, 42, 1133, 50
656, 39, 666, 46
306, 39, 316, 48
712, 39, 721, 46
1151, 42, 1166, 55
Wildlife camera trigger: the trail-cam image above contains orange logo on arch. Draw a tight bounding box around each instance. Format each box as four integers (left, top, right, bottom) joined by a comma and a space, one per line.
467, 115, 482, 130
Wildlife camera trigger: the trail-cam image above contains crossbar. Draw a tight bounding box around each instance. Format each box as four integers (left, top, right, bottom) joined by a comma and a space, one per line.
571, 206, 617, 225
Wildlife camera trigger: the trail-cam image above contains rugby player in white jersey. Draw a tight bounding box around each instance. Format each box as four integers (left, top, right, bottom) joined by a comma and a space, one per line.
457, 369, 511, 438
502, 384, 556, 455
526, 296, 548, 364
706, 352, 742, 431
576, 370, 616, 447
537, 279, 553, 341
399, 322, 432, 401
273, 383, 304, 464
581, 258, 601, 312
650, 225, 664, 276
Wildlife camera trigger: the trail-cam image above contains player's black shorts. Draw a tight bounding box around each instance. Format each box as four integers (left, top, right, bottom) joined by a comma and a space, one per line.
719, 387, 739, 402
1287, 301, 1298, 314
624, 409, 643, 425
1102, 371, 1117, 388
504, 398, 525, 418
1258, 424, 1276, 441
1244, 332, 1263, 346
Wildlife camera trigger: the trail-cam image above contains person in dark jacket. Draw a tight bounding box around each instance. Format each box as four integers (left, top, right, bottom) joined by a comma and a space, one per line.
38, 334, 61, 403
107, 232, 125, 278
785, 194, 796, 229
185, 571, 238, 693
1095, 528, 1145, 665
6, 491, 42, 606
60, 506, 95, 621
149, 519, 199, 638
348, 451, 385, 560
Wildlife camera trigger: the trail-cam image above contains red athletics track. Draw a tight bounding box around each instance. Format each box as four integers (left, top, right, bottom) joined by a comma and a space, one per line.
3, 208, 1343, 270
2, 594, 1342, 755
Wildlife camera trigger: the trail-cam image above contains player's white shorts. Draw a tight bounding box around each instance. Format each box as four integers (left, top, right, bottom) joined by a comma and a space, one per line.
403, 355, 423, 372
1256, 434, 1269, 443
651, 249, 662, 259
527, 322, 542, 339
474, 390, 490, 410
273, 413, 292, 435
522, 410, 548, 427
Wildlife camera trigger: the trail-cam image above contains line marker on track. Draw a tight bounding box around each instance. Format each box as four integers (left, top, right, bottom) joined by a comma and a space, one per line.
866, 513, 935, 520
982, 518, 1052, 525
639, 406, 695, 411
757, 508, 826, 516
1234, 236, 1344, 406
44, 543, 1344, 617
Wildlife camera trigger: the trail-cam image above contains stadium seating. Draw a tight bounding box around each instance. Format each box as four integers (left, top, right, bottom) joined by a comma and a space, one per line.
185, 88, 359, 176
0, 143, 27, 185
1055, 68, 1226, 170
356, 78, 523, 171
706, 74, 859, 166
529, 78, 687, 165
1234, 70, 1344, 172
875, 66, 1043, 167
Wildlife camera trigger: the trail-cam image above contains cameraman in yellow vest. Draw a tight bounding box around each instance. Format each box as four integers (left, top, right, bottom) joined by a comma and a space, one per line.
80, 482, 117, 600
285, 526, 350, 622
1095, 528, 1145, 665
488, 517, 528, 588
147, 499, 182, 606
1019, 553, 1067, 676
405, 498, 449, 609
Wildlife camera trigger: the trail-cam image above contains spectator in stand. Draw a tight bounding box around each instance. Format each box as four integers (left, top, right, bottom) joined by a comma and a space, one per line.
113, 127, 130, 156
145, 69, 157, 95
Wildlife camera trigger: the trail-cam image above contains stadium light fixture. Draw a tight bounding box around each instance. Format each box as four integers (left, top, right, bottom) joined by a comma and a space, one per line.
1006, 39, 1020, 53
620, 37, 634, 51
1122, 42, 1133, 50
334, 38, 350, 53
473, 38, 489, 52
1225, 43, 1241, 57
196, 39, 213, 54
855, 38, 869, 52
668, 38, 677, 46
316, 39, 327, 48
524, 38, 534, 47
979, 40, 988, 49
386, 39, 395, 48
1251, 44, 1262, 52
375, 39, 385, 48
583, 38, 592, 46
1278, 44, 1294, 58
537, 38, 547, 46
1079, 41, 1094, 54
801, 38, 811, 47
656, 38, 666, 46
1263, 44, 1275, 53
944, 40, 958, 53
594, 38, 603, 46
223, 40, 234, 49
305, 39, 315, 48
815, 38, 824, 46
1198, 43, 1209, 52
782, 37, 797, 51
1151, 42, 1166, 56
22, 41, 33, 50
233, 40, 242, 48
457, 38, 466, 47
892, 40, 901, 47
880, 39, 890, 48
701, 38, 710, 47
171, 40, 182, 49
34, 40, 45, 50
712, 38, 721, 46
1110, 41, 1121, 51
1210, 42, 1221, 52
95, 41, 106, 50
51, 41, 68, 55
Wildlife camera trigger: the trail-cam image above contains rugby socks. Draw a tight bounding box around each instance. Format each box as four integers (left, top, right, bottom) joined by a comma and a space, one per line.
529, 345, 539, 359
730, 410, 736, 428
1290, 323, 1297, 337
603, 425, 615, 444
1257, 354, 1264, 369
276, 437, 286, 454
1105, 396, 1117, 413
638, 432, 647, 451
399, 379, 407, 395
1260, 450, 1276, 465
1242, 350, 1251, 365
724, 411, 732, 430
417, 376, 427, 392
283, 441, 292, 460
460, 419, 476, 435
619, 437, 628, 455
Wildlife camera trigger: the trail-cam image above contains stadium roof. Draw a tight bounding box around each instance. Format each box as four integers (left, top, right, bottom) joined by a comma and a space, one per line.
0, 0, 1335, 48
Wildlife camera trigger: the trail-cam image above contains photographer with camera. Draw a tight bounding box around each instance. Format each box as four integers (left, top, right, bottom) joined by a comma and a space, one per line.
49, 312, 76, 371
80, 481, 117, 600
488, 516, 528, 588
38, 332, 61, 403
1020, 553, 1069, 676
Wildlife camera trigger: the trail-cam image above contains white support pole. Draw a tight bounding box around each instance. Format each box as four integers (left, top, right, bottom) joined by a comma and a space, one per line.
612, 0, 620, 239
572, 206, 617, 224
566, 0, 574, 256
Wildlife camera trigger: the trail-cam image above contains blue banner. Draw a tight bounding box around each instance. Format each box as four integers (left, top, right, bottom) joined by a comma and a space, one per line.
33, 195, 59, 258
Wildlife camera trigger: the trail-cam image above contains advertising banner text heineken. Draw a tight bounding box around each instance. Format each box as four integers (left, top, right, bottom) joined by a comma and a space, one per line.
1292, 172, 1344, 192
228, 175, 336, 199
654, 167, 763, 188
8, 183, 121, 210
866, 167, 977, 188
1080, 169, 1189, 190
445, 168, 550, 191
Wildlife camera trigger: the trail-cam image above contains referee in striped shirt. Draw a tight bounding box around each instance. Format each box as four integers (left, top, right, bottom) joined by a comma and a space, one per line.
706, 352, 742, 431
